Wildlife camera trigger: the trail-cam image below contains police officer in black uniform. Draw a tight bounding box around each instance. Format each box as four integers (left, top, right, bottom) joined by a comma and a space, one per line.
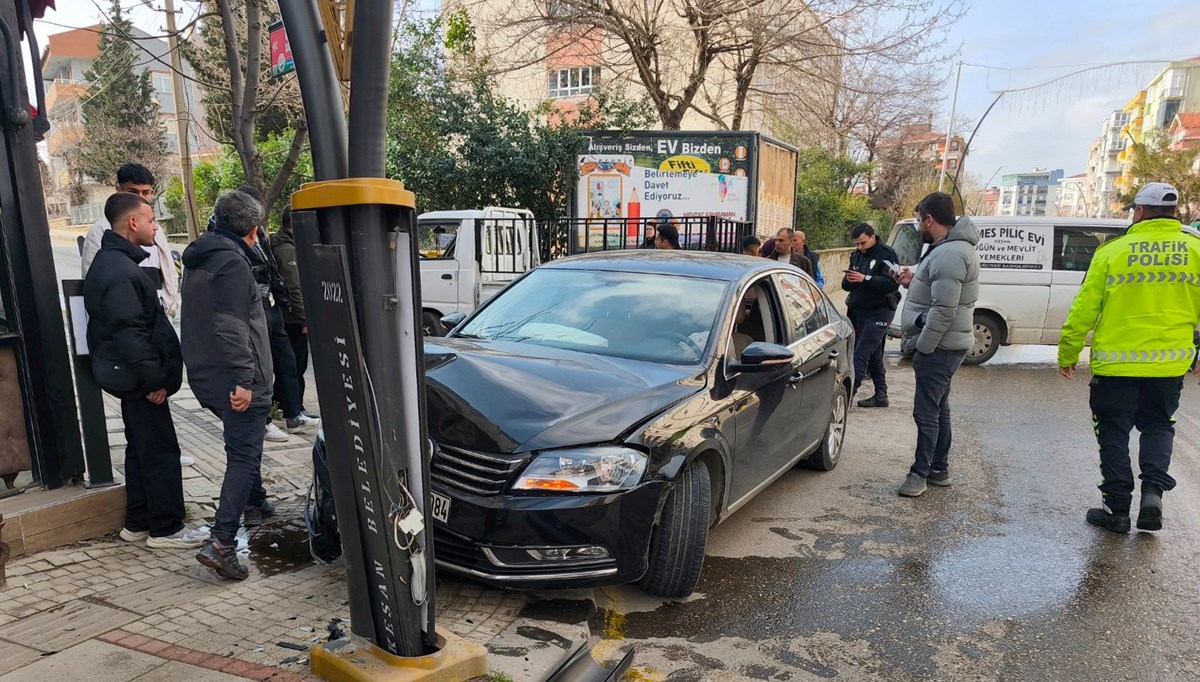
842, 222, 901, 407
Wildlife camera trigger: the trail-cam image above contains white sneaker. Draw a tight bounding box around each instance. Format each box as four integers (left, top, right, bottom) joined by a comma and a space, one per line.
120, 528, 149, 542
265, 423, 290, 442
146, 526, 210, 549
180, 455, 196, 467
286, 414, 321, 433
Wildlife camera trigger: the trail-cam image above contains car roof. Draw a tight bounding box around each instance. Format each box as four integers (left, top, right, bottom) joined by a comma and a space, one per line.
542, 250, 785, 282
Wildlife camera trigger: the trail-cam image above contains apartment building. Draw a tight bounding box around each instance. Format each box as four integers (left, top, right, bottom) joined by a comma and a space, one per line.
1085, 107, 1132, 217
448, 0, 837, 140
997, 168, 1063, 217
876, 119, 968, 182
39, 26, 219, 225
1054, 173, 1088, 218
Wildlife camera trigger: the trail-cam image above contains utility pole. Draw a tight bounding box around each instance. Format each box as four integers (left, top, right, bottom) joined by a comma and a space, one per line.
938, 61, 962, 194
160, 0, 200, 241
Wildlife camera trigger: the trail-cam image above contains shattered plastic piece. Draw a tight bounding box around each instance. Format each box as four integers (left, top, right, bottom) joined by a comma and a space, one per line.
278, 641, 309, 652
299, 626, 313, 632
280, 656, 299, 665
327, 618, 347, 641
254, 646, 265, 653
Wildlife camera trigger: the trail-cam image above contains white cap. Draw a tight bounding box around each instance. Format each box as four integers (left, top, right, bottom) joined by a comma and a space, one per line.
1126, 182, 1179, 209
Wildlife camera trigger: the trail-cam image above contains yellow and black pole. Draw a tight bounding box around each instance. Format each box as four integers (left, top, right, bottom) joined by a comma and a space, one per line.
278, 0, 485, 679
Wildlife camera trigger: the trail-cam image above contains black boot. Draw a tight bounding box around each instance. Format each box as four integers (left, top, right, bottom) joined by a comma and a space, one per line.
857, 393, 889, 408
1086, 507, 1130, 533
1137, 486, 1163, 531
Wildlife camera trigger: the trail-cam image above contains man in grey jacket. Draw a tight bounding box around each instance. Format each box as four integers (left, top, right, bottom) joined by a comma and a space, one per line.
894, 192, 980, 497
181, 190, 274, 579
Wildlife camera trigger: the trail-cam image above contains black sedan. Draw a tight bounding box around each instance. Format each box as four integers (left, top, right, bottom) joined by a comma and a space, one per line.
423, 251, 854, 597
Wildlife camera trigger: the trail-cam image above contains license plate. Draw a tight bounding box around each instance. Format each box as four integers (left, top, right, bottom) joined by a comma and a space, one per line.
430, 491, 451, 524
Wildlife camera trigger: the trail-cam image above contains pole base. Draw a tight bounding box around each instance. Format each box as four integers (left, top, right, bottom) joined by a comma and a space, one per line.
311, 632, 488, 682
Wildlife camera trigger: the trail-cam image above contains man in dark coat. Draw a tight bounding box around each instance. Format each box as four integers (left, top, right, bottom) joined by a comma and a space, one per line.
842, 222, 901, 408
271, 204, 311, 411
762, 228, 814, 278
84, 192, 207, 550
183, 190, 275, 580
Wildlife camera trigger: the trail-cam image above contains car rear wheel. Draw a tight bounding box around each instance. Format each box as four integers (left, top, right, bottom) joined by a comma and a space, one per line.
965, 314, 1002, 365
640, 462, 711, 598
801, 382, 847, 471
422, 311, 446, 337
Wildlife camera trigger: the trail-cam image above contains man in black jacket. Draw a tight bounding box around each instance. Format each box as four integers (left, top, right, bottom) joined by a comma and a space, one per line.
84, 193, 208, 550
182, 190, 274, 580
271, 205, 310, 410
842, 223, 901, 408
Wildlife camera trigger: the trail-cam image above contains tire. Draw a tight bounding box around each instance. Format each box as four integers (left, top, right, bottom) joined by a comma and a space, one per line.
801, 382, 847, 471
965, 313, 1002, 365
422, 311, 446, 337
640, 462, 711, 598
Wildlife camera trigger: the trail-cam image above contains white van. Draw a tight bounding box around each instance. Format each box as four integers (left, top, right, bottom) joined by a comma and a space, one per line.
418, 208, 540, 335
887, 216, 1132, 364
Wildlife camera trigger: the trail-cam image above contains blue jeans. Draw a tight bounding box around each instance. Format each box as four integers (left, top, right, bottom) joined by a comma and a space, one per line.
212, 405, 269, 544
909, 348, 966, 478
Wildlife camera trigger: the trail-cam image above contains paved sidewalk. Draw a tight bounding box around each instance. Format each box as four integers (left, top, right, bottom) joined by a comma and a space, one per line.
0, 381, 542, 680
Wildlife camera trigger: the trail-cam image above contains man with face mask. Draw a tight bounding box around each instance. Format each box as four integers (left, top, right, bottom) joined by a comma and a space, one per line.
893, 192, 980, 498
1058, 182, 1200, 534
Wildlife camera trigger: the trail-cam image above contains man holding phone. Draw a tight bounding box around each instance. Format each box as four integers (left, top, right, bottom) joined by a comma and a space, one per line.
842, 223, 901, 407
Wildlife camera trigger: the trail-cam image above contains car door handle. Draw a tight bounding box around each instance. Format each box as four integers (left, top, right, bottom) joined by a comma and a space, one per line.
441, 274, 453, 280
788, 371, 804, 385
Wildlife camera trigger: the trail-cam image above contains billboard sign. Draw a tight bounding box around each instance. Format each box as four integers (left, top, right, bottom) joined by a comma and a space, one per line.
269, 21, 295, 78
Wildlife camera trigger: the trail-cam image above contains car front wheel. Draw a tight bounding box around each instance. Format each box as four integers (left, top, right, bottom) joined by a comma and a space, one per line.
639, 462, 711, 598
422, 311, 446, 337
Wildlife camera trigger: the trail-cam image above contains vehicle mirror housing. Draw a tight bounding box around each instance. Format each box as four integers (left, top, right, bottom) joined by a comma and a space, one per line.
730, 342, 793, 372
442, 311, 467, 332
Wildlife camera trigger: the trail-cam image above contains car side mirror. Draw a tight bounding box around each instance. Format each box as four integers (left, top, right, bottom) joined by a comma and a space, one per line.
729, 342, 794, 372
441, 312, 467, 332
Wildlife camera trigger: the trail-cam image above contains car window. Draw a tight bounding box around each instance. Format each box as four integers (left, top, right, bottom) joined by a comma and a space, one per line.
731, 276, 780, 358
417, 220, 459, 259
457, 268, 729, 365
775, 273, 823, 342
1053, 226, 1125, 272
890, 220, 923, 266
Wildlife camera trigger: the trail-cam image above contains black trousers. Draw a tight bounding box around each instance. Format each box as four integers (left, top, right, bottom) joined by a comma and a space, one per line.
121, 396, 185, 537
1089, 375, 1182, 514
910, 348, 966, 478
265, 302, 304, 420
849, 306, 894, 395
285, 323, 309, 405
212, 405, 270, 545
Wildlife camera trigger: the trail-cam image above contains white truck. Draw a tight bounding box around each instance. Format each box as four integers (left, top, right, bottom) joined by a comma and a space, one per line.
417, 207, 540, 335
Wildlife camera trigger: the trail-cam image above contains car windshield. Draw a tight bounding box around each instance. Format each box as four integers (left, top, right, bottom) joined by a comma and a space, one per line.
456, 268, 730, 365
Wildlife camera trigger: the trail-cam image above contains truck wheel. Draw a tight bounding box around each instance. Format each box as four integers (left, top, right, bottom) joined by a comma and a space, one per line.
640, 462, 710, 598
422, 312, 446, 337
800, 382, 847, 471
965, 314, 1001, 365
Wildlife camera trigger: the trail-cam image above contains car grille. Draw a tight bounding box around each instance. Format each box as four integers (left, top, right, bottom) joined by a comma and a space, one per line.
430, 444, 527, 496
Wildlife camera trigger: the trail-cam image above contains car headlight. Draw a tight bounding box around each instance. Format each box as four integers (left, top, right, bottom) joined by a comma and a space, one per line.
512, 447, 647, 493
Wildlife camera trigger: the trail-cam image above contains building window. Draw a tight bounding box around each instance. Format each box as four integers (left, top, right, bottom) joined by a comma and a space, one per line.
950, 140, 959, 151
153, 74, 173, 95
1159, 99, 1181, 128
549, 67, 599, 99
947, 158, 957, 169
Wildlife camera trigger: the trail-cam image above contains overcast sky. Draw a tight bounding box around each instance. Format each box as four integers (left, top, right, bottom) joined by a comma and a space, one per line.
28, 0, 1200, 187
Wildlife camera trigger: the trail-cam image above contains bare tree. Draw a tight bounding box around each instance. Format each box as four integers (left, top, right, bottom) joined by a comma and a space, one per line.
187, 0, 308, 214
469, 0, 963, 132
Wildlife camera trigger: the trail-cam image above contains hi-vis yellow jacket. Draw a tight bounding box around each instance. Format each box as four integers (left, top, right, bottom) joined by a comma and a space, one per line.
1059, 218, 1200, 377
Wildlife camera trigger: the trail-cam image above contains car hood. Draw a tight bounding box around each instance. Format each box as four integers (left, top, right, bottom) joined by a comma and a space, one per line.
424, 338, 705, 453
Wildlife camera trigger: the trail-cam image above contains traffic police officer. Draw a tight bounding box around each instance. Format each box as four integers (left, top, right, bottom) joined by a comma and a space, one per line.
1058, 182, 1200, 533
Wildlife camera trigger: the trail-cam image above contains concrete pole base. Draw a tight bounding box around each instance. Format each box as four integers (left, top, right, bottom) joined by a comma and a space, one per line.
311, 632, 488, 682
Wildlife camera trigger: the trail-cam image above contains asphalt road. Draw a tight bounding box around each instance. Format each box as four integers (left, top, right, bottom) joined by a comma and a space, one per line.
590, 348, 1200, 681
